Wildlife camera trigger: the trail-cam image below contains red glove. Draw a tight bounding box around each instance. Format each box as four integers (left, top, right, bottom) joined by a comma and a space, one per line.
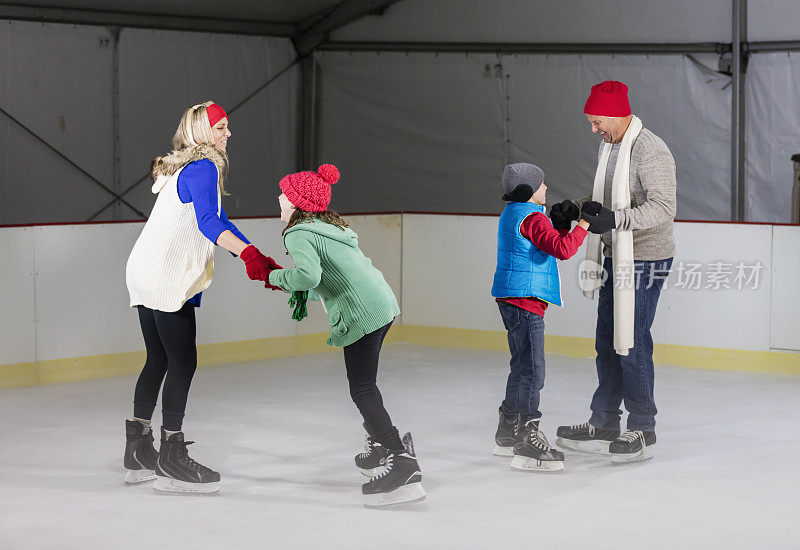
239, 245, 273, 281
264, 257, 284, 291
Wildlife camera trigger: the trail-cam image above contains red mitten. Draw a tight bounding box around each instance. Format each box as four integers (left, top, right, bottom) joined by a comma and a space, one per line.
239, 245, 270, 281
264, 259, 284, 291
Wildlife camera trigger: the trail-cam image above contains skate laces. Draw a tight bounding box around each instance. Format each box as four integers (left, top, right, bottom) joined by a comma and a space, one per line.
175, 440, 211, 473
570, 422, 595, 436
358, 436, 375, 459
618, 430, 645, 444
529, 430, 553, 451
368, 453, 394, 481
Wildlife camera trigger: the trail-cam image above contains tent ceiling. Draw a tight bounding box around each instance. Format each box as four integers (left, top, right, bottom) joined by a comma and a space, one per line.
0, 0, 343, 24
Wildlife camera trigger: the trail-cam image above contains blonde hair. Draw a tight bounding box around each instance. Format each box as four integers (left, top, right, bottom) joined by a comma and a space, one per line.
171, 100, 229, 195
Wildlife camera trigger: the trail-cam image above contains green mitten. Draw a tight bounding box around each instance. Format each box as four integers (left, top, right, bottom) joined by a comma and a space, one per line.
288, 291, 308, 322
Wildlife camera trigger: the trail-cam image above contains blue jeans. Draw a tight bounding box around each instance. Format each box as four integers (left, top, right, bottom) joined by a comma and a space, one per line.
498, 301, 546, 422
589, 257, 673, 432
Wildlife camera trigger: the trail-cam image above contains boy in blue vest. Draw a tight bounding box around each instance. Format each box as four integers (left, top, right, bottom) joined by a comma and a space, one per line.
491, 163, 589, 471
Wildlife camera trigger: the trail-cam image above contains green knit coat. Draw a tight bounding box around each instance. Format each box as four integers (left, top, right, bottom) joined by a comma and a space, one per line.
268, 219, 400, 347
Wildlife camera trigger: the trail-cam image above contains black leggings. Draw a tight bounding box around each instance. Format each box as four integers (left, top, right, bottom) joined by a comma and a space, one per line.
343, 321, 404, 451
133, 303, 197, 431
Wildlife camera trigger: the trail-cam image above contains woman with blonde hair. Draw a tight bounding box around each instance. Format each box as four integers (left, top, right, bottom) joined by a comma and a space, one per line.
124, 101, 280, 494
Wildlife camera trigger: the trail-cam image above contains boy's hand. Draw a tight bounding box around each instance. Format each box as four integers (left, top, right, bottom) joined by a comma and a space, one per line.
581, 201, 616, 234
550, 200, 579, 230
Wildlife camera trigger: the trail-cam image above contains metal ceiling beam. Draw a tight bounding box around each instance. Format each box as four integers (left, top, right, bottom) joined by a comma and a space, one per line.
731, 0, 747, 222
747, 40, 800, 53
317, 41, 731, 55
293, 0, 405, 55
0, 3, 296, 36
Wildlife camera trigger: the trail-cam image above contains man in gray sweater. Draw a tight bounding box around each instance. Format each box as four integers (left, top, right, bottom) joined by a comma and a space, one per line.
552, 81, 676, 463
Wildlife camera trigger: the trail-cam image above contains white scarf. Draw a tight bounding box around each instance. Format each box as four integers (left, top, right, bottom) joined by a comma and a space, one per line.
581, 116, 642, 356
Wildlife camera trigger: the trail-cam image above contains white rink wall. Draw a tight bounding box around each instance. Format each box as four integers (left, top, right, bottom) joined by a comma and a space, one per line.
0, 215, 401, 367
0, 213, 797, 369
401, 214, 800, 352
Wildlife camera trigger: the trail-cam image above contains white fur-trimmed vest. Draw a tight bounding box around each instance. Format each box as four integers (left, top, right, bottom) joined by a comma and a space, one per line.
126, 145, 224, 312
491, 202, 562, 306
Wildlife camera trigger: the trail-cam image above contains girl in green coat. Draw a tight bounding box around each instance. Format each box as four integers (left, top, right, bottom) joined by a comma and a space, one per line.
266, 164, 425, 507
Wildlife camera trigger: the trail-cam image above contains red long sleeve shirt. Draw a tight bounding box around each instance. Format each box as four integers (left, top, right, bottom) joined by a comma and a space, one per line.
497, 213, 588, 317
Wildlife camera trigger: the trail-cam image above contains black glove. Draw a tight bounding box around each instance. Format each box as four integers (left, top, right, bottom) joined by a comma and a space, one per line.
502, 184, 533, 203
550, 200, 580, 231
581, 201, 616, 234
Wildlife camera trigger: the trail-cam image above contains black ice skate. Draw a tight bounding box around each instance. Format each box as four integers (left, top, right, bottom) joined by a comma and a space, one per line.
153, 428, 220, 494
511, 419, 564, 472
492, 408, 520, 457
555, 422, 620, 455
354, 434, 389, 477
362, 432, 425, 507
609, 430, 656, 463
124, 419, 158, 484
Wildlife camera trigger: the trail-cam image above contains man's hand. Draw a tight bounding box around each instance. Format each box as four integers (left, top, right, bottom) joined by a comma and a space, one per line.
580, 201, 616, 234
550, 199, 580, 230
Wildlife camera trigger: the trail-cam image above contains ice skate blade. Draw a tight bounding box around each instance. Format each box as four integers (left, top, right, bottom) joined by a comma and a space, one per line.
124, 469, 156, 484
510, 455, 565, 472
492, 445, 514, 457
556, 437, 611, 455
611, 446, 654, 463
363, 482, 426, 507
153, 476, 219, 494
359, 466, 387, 477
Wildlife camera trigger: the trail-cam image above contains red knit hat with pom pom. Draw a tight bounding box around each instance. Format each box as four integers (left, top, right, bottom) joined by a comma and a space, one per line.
279, 164, 340, 212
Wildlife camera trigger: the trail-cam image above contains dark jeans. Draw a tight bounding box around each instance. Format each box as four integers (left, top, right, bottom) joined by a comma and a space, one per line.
589, 257, 673, 432
498, 301, 546, 422
133, 303, 198, 431
343, 321, 404, 451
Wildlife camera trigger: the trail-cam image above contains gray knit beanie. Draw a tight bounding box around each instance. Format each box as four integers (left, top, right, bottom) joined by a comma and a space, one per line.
501, 163, 544, 202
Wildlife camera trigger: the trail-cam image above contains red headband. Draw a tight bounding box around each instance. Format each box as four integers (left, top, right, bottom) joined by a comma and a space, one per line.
206, 103, 228, 127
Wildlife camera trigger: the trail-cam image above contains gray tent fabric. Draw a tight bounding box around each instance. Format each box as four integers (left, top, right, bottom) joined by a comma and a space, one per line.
0, 21, 298, 224
318, 51, 732, 219
117, 29, 298, 221
745, 52, 800, 223
317, 51, 507, 214
0, 22, 115, 224
505, 54, 731, 221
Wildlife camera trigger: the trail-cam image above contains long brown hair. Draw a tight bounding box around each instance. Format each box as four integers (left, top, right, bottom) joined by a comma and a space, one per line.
282, 208, 349, 236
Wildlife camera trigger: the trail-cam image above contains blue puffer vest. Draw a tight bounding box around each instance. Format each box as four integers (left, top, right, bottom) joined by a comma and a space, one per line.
491, 202, 562, 306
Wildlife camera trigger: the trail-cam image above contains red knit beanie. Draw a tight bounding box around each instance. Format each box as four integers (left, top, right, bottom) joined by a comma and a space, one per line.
584, 81, 631, 117
279, 164, 340, 212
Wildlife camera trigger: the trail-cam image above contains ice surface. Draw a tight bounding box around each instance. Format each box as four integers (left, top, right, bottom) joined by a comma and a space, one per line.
1, 344, 797, 549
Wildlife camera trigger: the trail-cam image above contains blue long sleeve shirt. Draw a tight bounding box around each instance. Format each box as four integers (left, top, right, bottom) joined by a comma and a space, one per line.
177, 159, 250, 307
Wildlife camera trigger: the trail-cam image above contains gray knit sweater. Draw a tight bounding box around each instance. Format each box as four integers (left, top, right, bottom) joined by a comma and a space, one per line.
578, 127, 676, 261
